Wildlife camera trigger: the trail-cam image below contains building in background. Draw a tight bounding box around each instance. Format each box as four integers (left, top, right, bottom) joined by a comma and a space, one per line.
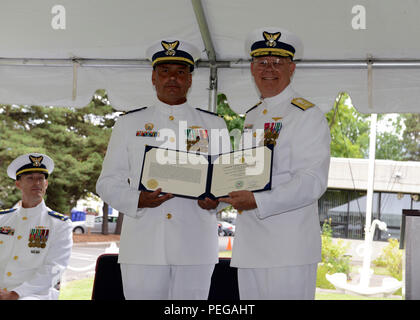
319, 158, 420, 241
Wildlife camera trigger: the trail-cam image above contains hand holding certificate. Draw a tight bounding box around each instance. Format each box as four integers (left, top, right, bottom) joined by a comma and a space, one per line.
139, 145, 273, 200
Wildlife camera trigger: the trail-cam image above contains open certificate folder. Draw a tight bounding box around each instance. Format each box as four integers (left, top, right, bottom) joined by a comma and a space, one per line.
139, 145, 273, 200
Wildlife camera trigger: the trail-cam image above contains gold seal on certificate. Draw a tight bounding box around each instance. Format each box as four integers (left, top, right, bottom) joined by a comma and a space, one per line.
210, 146, 273, 198
147, 179, 158, 189
139, 145, 273, 199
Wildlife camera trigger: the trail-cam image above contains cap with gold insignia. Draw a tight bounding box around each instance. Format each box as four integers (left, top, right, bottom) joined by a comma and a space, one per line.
245, 27, 303, 60
7, 153, 54, 180
146, 39, 201, 71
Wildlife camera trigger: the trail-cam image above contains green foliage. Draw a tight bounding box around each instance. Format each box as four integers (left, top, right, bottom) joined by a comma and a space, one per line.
376, 131, 404, 160
401, 113, 420, 161
317, 219, 351, 289
326, 92, 418, 161
373, 238, 403, 281
216, 93, 244, 150
325, 92, 370, 158
217, 91, 413, 161
316, 263, 336, 290
0, 89, 119, 213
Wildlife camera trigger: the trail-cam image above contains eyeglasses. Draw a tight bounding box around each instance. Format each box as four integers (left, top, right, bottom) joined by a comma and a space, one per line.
254, 58, 290, 71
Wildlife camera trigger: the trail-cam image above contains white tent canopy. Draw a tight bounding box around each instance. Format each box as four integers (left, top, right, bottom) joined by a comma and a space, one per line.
1, 0, 420, 114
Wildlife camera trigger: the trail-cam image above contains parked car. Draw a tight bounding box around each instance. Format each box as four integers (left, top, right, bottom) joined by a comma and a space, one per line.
218, 220, 235, 236
72, 220, 87, 234
72, 216, 118, 234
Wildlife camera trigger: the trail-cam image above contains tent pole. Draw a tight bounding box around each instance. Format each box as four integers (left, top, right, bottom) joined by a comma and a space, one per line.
191, 0, 217, 63
359, 112, 377, 288
191, 0, 218, 111
228, 60, 420, 69
208, 66, 218, 113
2, 58, 420, 69
359, 57, 377, 288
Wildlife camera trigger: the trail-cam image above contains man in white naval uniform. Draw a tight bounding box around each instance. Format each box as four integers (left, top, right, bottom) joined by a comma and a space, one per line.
96, 39, 230, 300
0, 153, 73, 300
220, 27, 331, 299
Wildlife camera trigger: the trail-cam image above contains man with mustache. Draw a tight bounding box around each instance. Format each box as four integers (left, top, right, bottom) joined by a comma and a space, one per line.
96, 39, 230, 299
0, 153, 72, 300
220, 27, 331, 299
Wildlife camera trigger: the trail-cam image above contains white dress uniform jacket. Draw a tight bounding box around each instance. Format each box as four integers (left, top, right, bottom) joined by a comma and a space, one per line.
96, 100, 230, 266
231, 85, 331, 268
0, 200, 73, 299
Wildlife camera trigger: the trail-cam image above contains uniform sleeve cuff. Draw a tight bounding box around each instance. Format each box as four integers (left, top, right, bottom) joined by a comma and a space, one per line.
135, 207, 146, 219
253, 192, 267, 219
8, 286, 25, 299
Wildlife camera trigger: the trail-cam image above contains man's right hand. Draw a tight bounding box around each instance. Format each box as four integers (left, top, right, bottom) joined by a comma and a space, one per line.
138, 188, 174, 208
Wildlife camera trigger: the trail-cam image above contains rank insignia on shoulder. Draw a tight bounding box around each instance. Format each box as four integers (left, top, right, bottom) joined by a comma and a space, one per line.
196, 108, 222, 117
246, 101, 262, 114
291, 98, 315, 111
48, 211, 69, 221
122, 107, 148, 116
0, 208, 17, 215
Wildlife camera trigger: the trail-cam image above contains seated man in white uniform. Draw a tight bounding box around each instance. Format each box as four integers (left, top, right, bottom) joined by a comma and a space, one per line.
96, 39, 230, 299
0, 153, 73, 300
220, 27, 331, 299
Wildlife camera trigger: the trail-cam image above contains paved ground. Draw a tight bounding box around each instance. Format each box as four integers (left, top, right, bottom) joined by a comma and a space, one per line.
64, 236, 232, 283
63, 234, 402, 298
72, 233, 120, 243
63, 243, 112, 283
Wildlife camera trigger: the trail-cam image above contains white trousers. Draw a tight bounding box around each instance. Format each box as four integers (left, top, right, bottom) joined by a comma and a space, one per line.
120, 264, 215, 300
237, 263, 318, 300
18, 289, 58, 300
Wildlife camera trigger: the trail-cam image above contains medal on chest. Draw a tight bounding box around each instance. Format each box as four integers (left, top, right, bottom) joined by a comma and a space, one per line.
263, 121, 282, 146
28, 226, 49, 249
136, 122, 159, 137
186, 126, 209, 153
0, 226, 15, 236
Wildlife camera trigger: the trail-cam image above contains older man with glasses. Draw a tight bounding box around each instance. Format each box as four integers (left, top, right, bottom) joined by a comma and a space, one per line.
220, 27, 331, 300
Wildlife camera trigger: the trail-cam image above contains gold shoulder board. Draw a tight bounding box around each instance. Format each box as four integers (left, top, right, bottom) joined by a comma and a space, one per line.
291, 98, 315, 111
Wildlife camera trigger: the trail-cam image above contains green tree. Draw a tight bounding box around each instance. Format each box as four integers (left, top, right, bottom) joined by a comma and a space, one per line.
216, 93, 245, 150
0, 89, 119, 214
401, 114, 420, 161
376, 131, 404, 161
326, 92, 370, 158
325, 92, 416, 161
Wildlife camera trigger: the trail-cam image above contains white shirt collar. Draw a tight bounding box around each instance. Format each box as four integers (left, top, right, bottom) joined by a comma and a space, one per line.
19, 199, 46, 216
262, 84, 295, 108
154, 99, 191, 115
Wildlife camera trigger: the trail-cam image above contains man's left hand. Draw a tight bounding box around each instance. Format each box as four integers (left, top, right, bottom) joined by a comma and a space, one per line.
219, 191, 257, 211
198, 197, 219, 210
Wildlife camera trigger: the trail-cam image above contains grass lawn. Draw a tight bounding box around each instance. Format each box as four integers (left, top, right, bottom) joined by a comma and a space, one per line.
315, 291, 401, 300
218, 251, 232, 258
59, 278, 94, 300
